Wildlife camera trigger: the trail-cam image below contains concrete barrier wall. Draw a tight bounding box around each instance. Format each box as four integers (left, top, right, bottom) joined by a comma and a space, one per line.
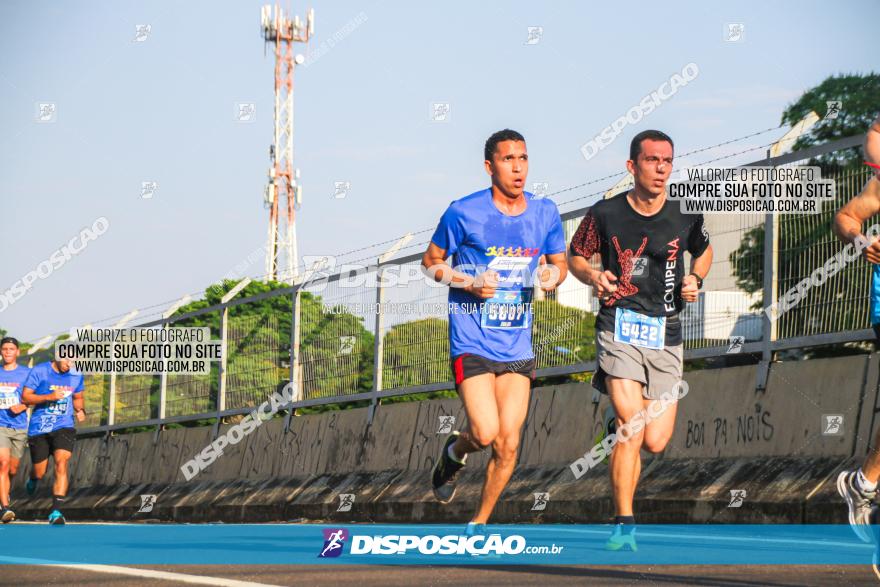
16, 355, 880, 486
667, 355, 871, 459
10, 354, 880, 524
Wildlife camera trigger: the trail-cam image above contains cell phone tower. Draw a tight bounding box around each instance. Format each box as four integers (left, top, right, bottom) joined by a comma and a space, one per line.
260, 4, 314, 283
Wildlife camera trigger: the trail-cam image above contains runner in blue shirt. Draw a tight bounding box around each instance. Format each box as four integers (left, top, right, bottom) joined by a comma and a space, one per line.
422, 129, 568, 531
22, 358, 86, 525
0, 337, 30, 523
833, 113, 880, 544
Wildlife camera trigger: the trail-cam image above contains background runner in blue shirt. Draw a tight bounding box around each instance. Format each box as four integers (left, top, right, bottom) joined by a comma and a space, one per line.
0, 337, 30, 522
22, 358, 86, 525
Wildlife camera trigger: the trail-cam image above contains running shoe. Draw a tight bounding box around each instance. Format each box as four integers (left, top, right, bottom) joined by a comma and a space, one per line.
605, 524, 637, 552
837, 470, 875, 543
465, 522, 501, 559
48, 509, 65, 525
25, 478, 37, 496
432, 431, 465, 504
0, 507, 14, 523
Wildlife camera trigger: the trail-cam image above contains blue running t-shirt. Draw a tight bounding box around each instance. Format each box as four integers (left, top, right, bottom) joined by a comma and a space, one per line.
0, 365, 31, 430
430, 189, 566, 362
24, 362, 84, 437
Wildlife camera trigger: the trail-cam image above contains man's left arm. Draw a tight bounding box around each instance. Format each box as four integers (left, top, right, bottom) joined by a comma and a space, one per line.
73, 376, 86, 422
539, 203, 568, 291
682, 245, 713, 303
866, 115, 880, 176
73, 392, 86, 422
539, 252, 568, 291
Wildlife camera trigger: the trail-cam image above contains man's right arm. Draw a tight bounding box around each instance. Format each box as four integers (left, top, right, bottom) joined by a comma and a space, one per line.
568, 253, 599, 285
568, 212, 618, 298
834, 116, 880, 262
421, 243, 497, 299
21, 386, 61, 405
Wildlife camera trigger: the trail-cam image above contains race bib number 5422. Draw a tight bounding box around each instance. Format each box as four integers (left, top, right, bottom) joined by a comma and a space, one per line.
614, 308, 666, 349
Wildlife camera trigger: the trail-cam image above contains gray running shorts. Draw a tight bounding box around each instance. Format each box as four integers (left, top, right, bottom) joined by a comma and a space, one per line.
592, 329, 683, 400
0, 427, 28, 460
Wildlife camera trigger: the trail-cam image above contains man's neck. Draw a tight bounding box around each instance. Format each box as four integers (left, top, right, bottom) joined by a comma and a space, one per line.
491, 185, 526, 216
2, 362, 17, 371
627, 186, 666, 216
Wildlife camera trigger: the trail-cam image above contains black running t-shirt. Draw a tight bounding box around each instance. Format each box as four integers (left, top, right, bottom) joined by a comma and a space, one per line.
569, 191, 710, 346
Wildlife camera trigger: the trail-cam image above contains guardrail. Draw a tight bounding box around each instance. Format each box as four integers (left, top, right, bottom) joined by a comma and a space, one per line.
53, 134, 873, 435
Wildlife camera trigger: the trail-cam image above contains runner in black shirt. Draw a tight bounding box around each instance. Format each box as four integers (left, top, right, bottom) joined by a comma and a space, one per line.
569, 130, 713, 550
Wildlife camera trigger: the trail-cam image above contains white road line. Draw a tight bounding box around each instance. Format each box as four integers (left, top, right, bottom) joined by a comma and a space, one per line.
0, 556, 284, 587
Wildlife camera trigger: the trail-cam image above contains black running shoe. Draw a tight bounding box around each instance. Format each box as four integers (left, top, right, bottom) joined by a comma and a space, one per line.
0, 507, 14, 523
432, 431, 465, 504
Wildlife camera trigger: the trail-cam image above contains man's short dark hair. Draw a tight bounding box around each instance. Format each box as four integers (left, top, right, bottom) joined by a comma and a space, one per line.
630, 130, 674, 161
485, 129, 526, 162
0, 337, 19, 348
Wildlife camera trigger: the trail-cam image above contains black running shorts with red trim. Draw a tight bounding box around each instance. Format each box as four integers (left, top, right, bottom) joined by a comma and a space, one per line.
450, 353, 536, 386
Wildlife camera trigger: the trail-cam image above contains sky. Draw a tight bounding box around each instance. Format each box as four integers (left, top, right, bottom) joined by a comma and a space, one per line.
0, 0, 876, 342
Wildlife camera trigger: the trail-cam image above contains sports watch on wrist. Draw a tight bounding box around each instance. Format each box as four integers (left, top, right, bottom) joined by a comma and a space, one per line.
689, 273, 704, 289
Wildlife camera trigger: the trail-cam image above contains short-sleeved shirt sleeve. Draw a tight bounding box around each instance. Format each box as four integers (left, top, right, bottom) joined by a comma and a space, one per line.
23, 365, 45, 391
430, 203, 465, 257
687, 214, 710, 257
73, 375, 85, 395
569, 209, 601, 258
542, 202, 566, 255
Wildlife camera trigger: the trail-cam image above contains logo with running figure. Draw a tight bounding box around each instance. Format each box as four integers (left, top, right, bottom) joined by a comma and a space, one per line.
531, 182, 549, 198
437, 415, 455, 434
430, 102, 451, 122
724, 23, 744, 42
531, 492, 549, 511
825, 101, 841, 120
319, 528, 349, 558
138, 494, 157, 513
525, 26, 543, 45
337, 494, 355, 512
338, 336, 356, 355
630, 257, 647, 277
728, 489, 747, 508
727, 336, 745, 354
822, 414, 844, 436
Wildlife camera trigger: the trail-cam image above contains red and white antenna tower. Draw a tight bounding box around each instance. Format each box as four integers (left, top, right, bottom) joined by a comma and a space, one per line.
260, 4, 313, 283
